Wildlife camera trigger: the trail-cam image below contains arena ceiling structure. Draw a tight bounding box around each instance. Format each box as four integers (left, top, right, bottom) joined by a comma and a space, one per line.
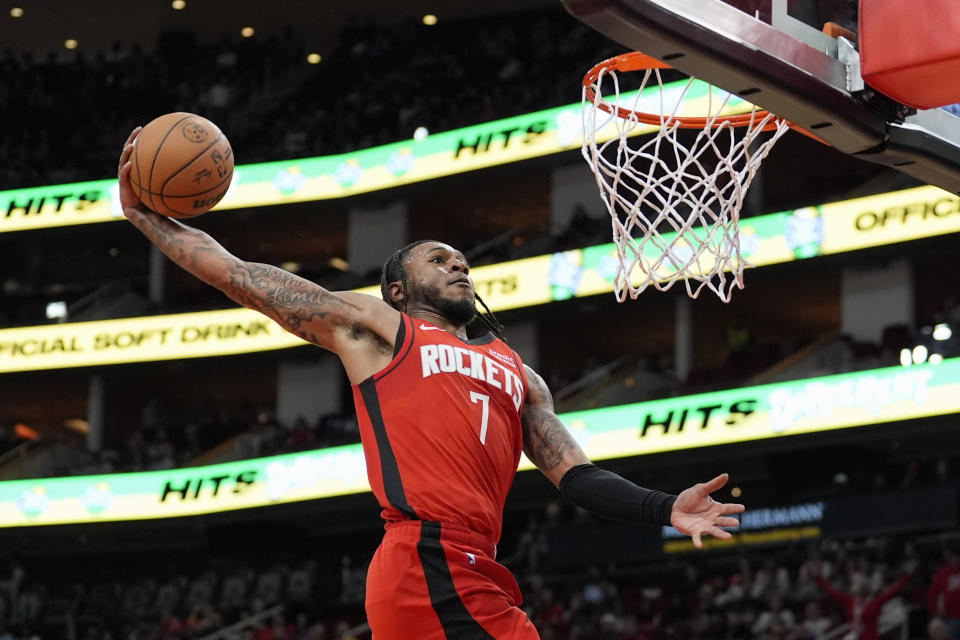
1, 0, 555, 56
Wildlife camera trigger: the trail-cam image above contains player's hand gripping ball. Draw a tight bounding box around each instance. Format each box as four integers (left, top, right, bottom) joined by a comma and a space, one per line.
129, 112, 234, 218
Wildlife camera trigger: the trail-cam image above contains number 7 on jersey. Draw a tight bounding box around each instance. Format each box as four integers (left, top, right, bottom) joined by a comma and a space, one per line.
470, 391, 490, 444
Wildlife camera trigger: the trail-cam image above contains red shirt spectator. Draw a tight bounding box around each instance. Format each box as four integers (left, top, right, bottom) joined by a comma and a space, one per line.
927, 550, 960, 619
815, 571, 912, 640
253, 624, 275, 640
158, 610, 186, 639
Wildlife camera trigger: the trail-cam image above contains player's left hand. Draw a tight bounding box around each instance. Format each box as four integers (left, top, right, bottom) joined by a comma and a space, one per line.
670, 473, 745, 549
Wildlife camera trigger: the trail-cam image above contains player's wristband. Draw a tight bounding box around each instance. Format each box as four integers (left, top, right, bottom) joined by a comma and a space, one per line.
559, 463, 677, 526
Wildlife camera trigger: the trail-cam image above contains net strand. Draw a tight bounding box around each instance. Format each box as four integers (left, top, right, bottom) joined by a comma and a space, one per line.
582, 58, 790, 302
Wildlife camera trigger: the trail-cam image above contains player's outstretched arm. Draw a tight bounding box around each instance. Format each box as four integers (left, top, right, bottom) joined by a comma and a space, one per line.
521, 365, 744, 548
520, 365, 590, 485
117, 128, 396, 355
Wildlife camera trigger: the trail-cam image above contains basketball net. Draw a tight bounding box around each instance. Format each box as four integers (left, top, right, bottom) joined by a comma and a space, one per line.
581, 53, 791, 302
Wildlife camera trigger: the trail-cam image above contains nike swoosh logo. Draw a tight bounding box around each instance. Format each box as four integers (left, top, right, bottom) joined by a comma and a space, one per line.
419, 324, 444, 331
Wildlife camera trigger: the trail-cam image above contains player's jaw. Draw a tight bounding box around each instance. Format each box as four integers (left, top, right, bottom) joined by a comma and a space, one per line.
408, 279, 476, 326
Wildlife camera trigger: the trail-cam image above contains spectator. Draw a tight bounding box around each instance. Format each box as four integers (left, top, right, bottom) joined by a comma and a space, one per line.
935, 459, 952, 485
339, 556, 365, 604
157, 609, 186, 639
928, 546, 960, 640
928, 616, 953, 640
752, 594, 796, 637
798, 601, 833, 639
814, 565, 913, 640
532, 586, 567, 634
289, 417, 312, 451
185, 602, 222, 636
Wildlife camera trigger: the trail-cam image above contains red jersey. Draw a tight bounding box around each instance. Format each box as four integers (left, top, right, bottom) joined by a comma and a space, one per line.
816, 573, 912, 640
353, 313, 528, 543
928, 563, 960, 618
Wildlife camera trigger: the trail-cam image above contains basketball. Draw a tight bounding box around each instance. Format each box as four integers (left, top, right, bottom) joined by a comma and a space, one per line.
129, 112, 234, 218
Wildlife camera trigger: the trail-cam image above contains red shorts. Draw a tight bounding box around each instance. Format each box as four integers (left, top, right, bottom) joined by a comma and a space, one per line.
365, 521, 540, 640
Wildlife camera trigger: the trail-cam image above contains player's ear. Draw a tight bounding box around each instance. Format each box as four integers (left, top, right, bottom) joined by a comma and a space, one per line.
387, 281, 405, 306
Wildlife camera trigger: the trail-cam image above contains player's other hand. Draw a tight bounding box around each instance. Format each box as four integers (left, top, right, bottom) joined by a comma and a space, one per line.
117, 126, 144, 215
670, 473, 745, 549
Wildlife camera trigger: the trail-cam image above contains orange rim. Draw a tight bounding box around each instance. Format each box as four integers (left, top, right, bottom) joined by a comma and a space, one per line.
583, 52, 826, 141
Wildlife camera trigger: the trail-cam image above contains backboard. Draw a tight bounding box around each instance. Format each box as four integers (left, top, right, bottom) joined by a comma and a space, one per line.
563, 0, 960, 194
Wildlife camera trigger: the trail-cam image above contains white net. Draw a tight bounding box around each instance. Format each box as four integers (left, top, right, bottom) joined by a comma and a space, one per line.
581, 57, 791, 302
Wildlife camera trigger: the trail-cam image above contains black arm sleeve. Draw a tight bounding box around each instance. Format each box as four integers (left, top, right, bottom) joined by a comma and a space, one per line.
559, 463, 677, 526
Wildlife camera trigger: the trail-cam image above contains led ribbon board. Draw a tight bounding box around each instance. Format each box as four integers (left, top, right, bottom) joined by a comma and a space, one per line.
0, 359, 954, 527
661, 501, 826, 553
0, 79, 736, 233
1, 185, 958, 373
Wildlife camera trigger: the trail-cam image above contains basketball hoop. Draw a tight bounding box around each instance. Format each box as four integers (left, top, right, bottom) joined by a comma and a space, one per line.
581, 52, 794, 302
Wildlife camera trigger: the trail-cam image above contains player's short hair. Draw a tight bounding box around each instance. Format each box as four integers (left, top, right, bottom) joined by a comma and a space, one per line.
379, 240, 505, 339
379, 239, 436, 311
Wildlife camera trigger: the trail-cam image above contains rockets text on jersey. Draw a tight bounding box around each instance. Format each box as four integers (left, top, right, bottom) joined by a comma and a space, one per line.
418, 342, 524, 411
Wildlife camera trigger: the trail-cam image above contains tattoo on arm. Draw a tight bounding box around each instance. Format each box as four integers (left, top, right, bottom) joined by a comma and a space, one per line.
521, 369, 580, 472
129, 209, 237, 283
225, 262, 357, 344
130, 210, 356, 346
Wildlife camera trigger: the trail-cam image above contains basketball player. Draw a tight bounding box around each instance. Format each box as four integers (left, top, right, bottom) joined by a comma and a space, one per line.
118, 128, 744, 639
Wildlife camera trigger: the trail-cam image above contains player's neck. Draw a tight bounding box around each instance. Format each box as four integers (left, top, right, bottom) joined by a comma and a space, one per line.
407, 309, 468, 340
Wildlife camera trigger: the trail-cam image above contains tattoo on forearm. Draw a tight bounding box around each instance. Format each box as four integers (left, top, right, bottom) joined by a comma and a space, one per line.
135, 211, 224, 272
522, 371, 578, 471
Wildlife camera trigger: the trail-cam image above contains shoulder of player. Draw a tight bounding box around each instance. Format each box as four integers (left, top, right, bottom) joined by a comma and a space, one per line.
328, 291, 403, 346
521, 364, 552, 408
328, 289, 408, 322
522, 363, 545, 387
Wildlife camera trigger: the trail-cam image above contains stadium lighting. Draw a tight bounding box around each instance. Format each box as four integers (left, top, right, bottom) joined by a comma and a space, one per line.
912, 344, 928, 365
14, 424, 39, 440
306, 52, 322, 64
64, 419, 89, 434
933, 323, 952, 341
422, 14, 438, 26
10, 7, 23, 18
171, 0, 186, 9
899, 348, 912, 367
413, 126, 429, 141
64, 39, 78, 50
45, 301, 67, 321
328, 257, 350, 271
241, 27, 255, 38
930, 353, 944, 365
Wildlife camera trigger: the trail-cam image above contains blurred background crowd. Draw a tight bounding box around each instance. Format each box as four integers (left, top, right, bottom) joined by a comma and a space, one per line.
2, 508, 960, 640
0, 9, 619, 191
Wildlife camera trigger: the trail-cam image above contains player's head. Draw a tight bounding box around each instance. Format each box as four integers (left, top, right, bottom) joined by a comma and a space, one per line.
380, 240, 475, 322
854, 578, 872, 598
380, 240, 503, 336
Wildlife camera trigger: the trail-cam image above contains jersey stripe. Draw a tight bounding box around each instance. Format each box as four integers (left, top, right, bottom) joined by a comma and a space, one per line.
391, 314, 407, 358
358, 379, 417, 519
416, 521, 497, 639
376, 315, 415, 382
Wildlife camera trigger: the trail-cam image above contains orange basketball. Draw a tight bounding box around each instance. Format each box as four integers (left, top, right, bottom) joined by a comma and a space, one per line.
129, 112, 234, 218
